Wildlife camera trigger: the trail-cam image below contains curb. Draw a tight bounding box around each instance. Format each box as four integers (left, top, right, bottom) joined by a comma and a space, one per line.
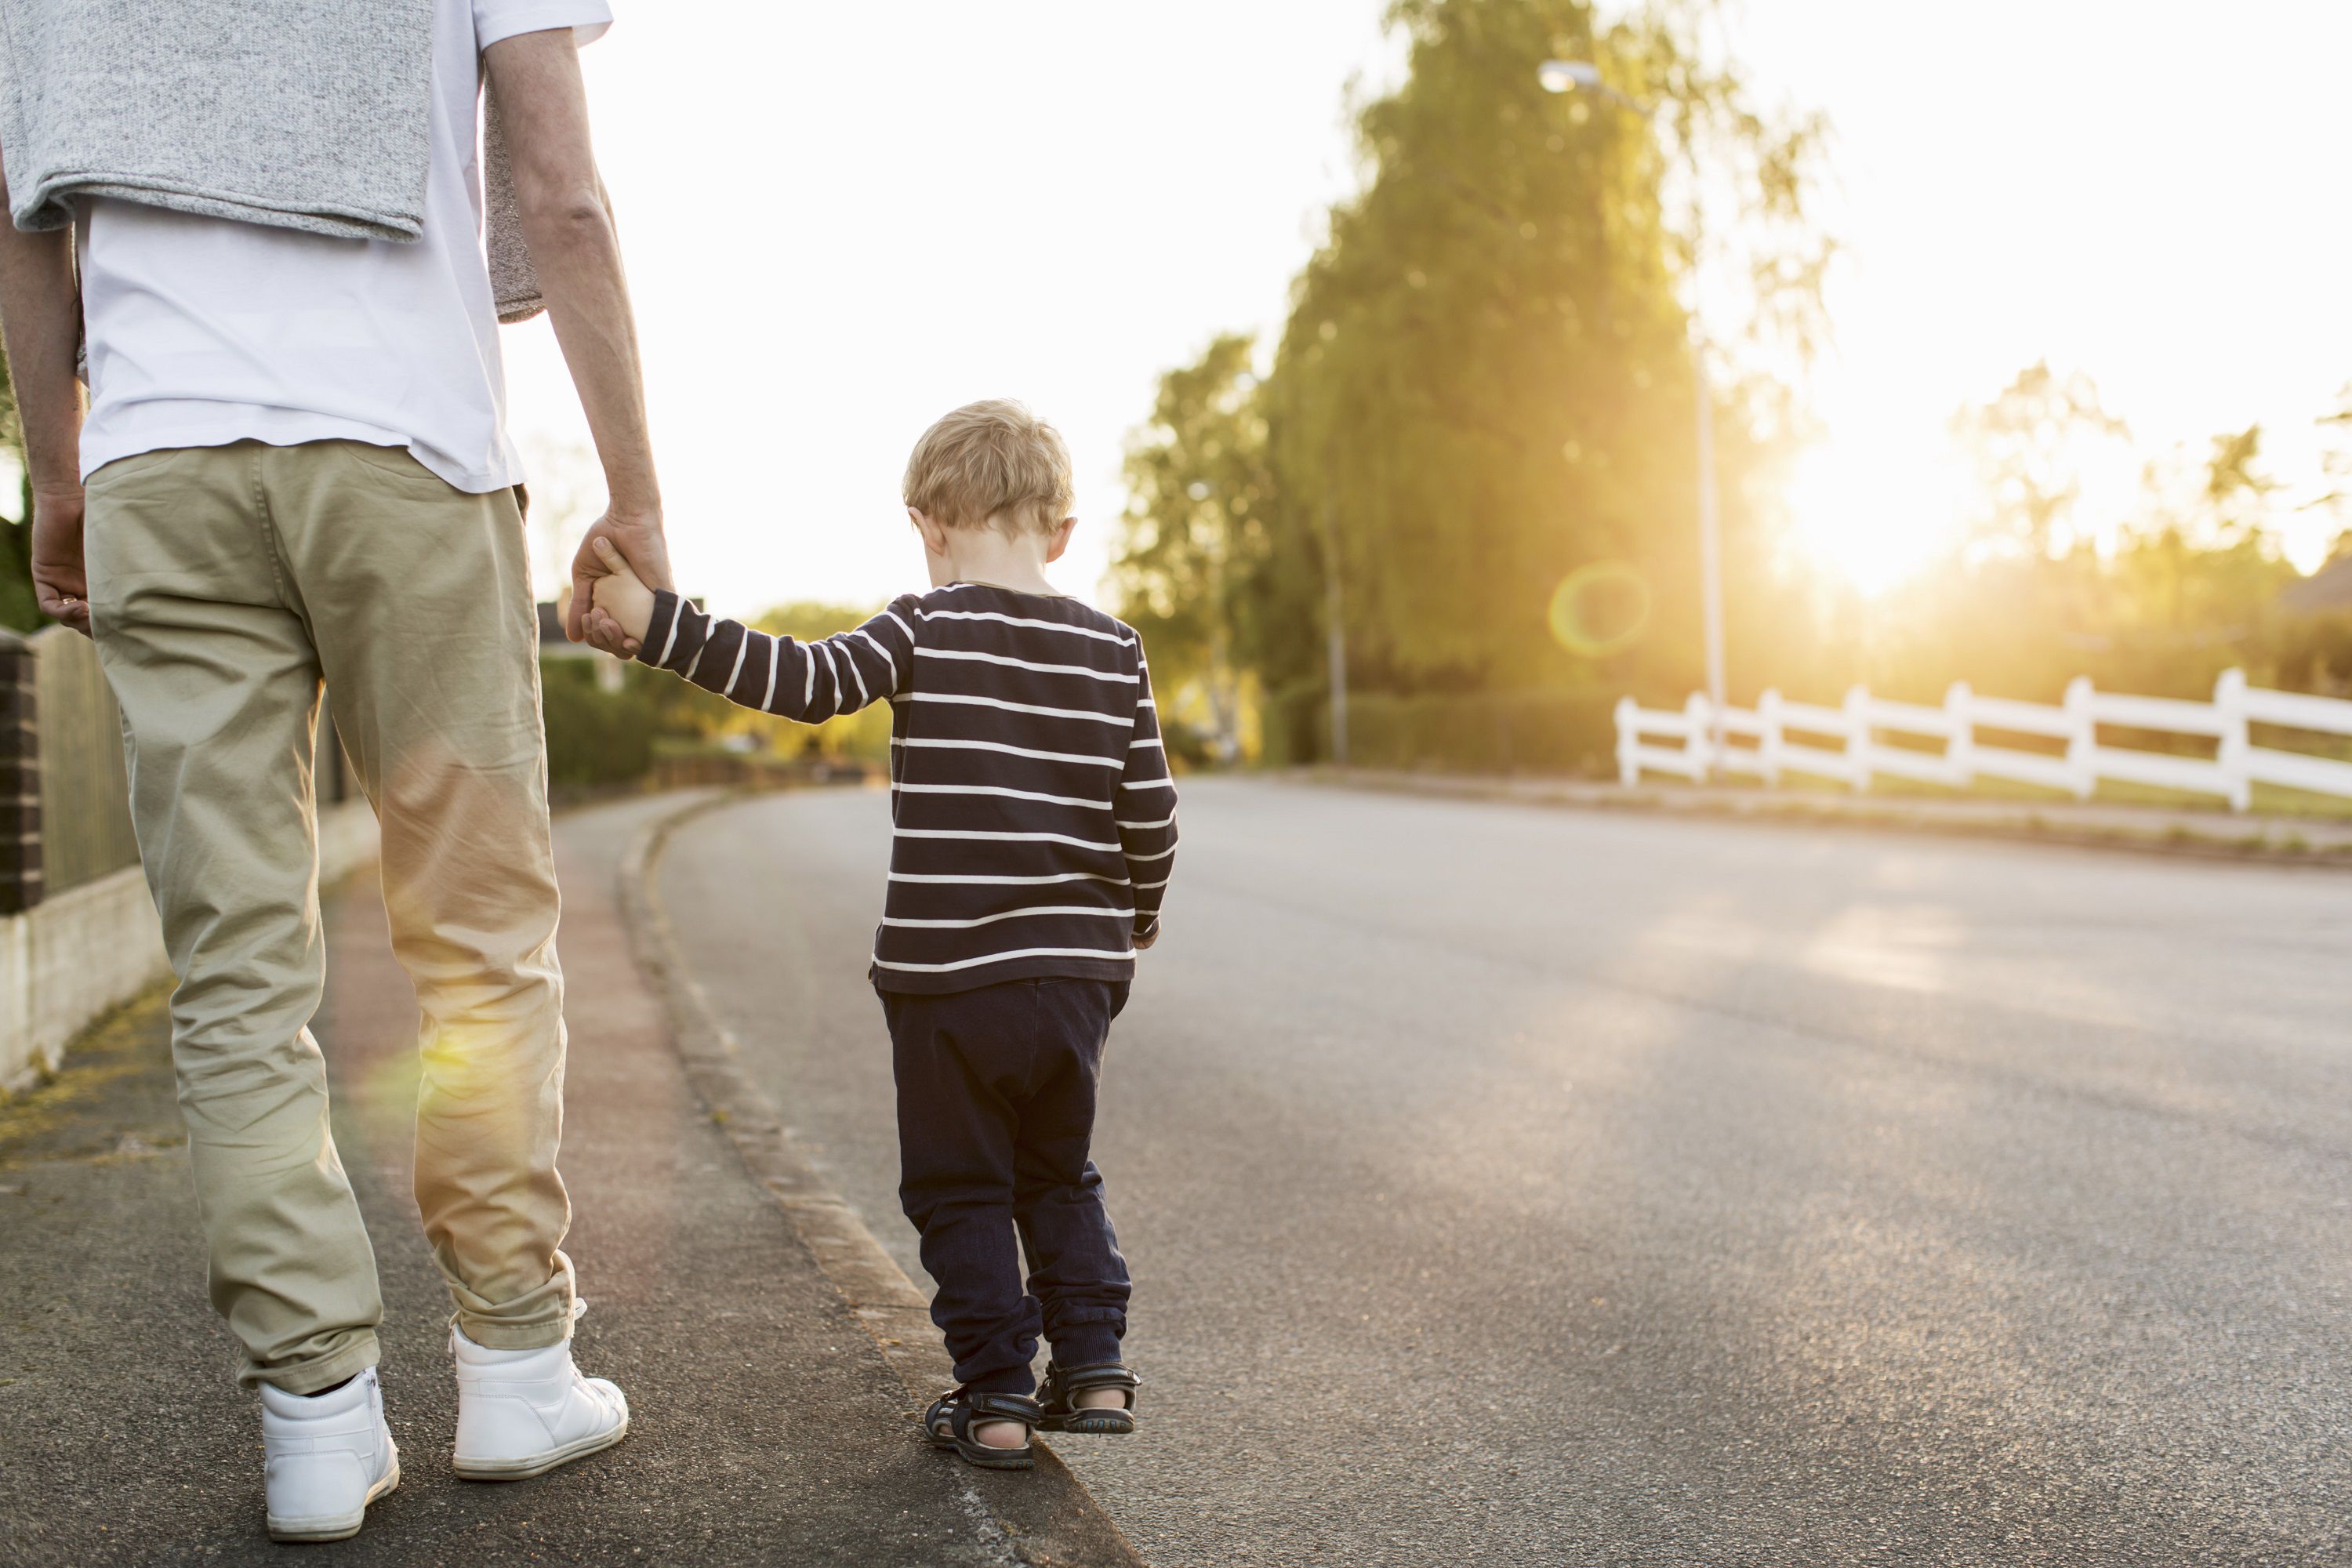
615, 790, 1149, 1568
1300, 769, 2352, 870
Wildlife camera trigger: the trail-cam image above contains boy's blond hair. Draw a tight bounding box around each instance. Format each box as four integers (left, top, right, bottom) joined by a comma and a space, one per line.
904, 399, 1075, 537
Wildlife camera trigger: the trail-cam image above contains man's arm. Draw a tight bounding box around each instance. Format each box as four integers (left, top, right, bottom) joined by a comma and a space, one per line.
0, 160, 91, 633
483, 27, 665, 654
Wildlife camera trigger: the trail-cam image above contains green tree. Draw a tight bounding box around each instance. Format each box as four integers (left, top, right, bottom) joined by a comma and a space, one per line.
1231, 0, 1828, 720
1112, 333, 1273, 762
744, 601, 895, 762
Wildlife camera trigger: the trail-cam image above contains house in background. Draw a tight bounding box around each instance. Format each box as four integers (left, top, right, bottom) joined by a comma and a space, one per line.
538, 601, 626, 692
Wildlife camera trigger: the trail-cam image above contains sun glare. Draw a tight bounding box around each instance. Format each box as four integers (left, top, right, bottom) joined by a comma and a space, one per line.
1783, 445, 1959, 597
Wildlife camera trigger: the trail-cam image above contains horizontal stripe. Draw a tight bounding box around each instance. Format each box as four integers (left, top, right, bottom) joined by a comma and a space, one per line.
1115, 815, 1178, 829
1124, 846, 1177, 862
1117, 777, 1175, 791
882, 905, 1135, 929
1131, 737, 1163, 750
895, 828, 1124, 852
914, 646, 1138, 682
888, 871, 1131, 887
892, 782, 1113, 808
909, 691, 1134, 725
898, 736, 1127, 768
873, 945, 1138, 975
919, 608, 1136, 646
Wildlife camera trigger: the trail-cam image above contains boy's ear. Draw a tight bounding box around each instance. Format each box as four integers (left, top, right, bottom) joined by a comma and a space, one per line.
1044, 515, 1079, 564
909, 507, 951, 557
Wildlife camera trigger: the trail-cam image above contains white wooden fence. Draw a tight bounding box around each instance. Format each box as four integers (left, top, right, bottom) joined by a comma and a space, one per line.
1614, 670, 2352, 812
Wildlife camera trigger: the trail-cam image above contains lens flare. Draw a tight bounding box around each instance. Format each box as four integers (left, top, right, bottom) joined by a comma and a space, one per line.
1548, 562, 1652, 658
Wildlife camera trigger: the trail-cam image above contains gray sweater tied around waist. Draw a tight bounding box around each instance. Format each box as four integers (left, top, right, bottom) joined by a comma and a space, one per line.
0, 0, 550, 321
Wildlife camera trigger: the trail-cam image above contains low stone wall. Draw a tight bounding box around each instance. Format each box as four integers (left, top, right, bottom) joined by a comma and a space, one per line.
0, 800, 380, 1098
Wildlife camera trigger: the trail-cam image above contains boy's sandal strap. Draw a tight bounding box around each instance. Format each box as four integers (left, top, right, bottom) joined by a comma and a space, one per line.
964, 1391, 1043, 1426
1042, 1361, 1141, 1410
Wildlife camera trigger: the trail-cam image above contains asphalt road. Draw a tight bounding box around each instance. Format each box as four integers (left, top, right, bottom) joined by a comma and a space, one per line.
657, 778, 2352, 1566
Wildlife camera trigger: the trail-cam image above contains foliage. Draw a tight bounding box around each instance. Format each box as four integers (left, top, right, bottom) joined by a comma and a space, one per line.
1951, 362, 2127, 555
539, 659, 659, 789
1751, 413, 2320, 710
1261, 684, 1620, 774
746, 602, 896, 763
1111, 332, 1272, 761
540, 601, 895, 787
1112, 0, 1834, 768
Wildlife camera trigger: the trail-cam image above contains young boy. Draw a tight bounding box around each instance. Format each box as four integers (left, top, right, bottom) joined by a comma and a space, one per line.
583, 400, 1174, 1469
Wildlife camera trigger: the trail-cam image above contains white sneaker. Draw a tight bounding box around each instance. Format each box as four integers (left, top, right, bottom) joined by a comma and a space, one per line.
260, 1367, 400, 1543
449, 1316, 629, 1480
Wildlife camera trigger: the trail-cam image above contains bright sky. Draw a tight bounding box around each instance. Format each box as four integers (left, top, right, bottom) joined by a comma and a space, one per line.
505, 2, 2352, 614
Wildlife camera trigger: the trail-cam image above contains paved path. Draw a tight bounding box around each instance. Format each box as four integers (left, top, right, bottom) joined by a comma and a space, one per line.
0, 796, 1081, 1566
658, 778, 2352, 1566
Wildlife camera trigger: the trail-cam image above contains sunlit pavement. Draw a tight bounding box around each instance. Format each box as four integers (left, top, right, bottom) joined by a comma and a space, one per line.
659, 777, 2352, 1567
0, 797, 1033, 1566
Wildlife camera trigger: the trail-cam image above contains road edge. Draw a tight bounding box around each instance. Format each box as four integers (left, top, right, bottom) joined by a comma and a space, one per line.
1298, 768, 2352, 869
615, 789, 1150, 1568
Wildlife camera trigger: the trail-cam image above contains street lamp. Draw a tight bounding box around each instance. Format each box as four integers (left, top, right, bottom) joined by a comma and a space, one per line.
1540, 60, 1727, 761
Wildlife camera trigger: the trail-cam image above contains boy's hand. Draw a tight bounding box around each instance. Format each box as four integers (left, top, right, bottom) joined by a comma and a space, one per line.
585, 534, 655, 655
1134, 920, 1161, 952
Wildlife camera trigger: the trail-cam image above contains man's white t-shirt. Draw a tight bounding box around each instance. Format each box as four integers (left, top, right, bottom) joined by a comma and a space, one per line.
74, 0, 614, 493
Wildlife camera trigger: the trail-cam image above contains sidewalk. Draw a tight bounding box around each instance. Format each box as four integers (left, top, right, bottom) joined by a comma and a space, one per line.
0, 795, 1121, 1566
1306, 768, 2352, 862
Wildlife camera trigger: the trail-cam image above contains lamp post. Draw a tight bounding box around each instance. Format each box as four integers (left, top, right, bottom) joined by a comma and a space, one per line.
1541, 60, 1726, 757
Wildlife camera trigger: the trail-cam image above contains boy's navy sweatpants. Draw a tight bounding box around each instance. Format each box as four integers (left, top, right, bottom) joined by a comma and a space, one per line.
880, 977, 1131, 1396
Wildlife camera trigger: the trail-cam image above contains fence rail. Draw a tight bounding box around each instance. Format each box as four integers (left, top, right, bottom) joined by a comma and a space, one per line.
1616, 669, 2352, 812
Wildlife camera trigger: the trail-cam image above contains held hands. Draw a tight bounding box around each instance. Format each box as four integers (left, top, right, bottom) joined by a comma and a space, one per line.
567, 511, 670, 658
580, 535, 655, 657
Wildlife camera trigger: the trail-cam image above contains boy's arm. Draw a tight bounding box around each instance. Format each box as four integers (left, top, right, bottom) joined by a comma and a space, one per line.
593, 546, 915, 721
1115, 657, 1179, 949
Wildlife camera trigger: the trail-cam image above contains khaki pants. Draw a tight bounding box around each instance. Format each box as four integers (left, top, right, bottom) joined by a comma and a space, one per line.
87, 440, 575, 1394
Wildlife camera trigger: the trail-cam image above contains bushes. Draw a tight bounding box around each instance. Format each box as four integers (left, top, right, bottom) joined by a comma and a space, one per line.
538, 647, 897, 793
539, 659, 657, 789
1261, 687, 1621, 775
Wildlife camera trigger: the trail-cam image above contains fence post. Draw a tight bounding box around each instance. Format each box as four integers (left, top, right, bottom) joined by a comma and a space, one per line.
2063, 676, 2098, 800
1683, 692, 1713, 782
1944, 681, 1974, 789
1758, 688, 1783, 788
1613, 696, 1638, 786
1843, 685, 1871, 793
2214, 667, 2251, 813
0, 630, 39, 915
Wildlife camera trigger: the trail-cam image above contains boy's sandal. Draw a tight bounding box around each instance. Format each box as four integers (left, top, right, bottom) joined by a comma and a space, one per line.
924, 1388, 1042, 1470
1036, 1361, 1141, 1435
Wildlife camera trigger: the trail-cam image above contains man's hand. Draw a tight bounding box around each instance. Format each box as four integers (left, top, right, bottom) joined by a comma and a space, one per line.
581, 533, 656, 655
568, 511, 668, 656
30, 485, 89, 634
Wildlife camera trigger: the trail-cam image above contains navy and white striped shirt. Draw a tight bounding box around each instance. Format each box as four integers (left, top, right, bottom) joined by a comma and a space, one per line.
638, 582, 1178, 993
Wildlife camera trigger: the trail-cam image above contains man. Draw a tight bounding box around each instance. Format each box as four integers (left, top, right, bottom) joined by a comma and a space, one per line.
0, 0, 660, 1544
